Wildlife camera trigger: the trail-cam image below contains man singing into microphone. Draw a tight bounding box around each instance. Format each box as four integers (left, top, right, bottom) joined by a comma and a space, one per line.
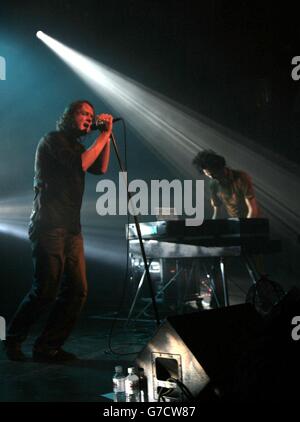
5, 100, 112, 362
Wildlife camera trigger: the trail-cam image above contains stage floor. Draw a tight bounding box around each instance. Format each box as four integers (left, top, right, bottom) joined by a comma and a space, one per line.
0, 317, 154, 402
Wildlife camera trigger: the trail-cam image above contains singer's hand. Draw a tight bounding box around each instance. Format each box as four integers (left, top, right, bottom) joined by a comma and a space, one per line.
82, 113, 112, 172
96, 113, 113, 136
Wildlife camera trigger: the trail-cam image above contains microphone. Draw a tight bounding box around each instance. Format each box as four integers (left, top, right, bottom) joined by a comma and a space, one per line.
90, 117, 122, 131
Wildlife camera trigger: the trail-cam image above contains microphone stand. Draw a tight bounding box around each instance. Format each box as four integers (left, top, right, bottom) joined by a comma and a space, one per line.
111, 132, 160, 327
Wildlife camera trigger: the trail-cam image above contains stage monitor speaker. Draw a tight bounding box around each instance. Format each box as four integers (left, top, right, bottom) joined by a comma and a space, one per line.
137, 304, 262, 402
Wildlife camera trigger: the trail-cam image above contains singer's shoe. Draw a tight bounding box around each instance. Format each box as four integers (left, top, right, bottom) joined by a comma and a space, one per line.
32, 347, 78, 363
3, 340, 27, 362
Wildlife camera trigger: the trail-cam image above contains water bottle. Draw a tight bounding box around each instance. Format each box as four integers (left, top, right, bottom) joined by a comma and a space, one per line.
112, 365, 126, 402
138, 367, 148, 402
125, 367, 140, 402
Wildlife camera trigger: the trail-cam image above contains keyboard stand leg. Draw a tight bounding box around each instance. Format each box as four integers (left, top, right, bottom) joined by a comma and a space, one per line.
219, 257, 229, 307
242, 253, 260, 284
134, 268, 184, 320
126, 267, 147, 325
203, 261, 221, 308
179, 260, 198, 312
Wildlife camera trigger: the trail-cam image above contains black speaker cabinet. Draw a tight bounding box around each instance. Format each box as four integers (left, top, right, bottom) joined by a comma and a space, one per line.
137, 304, 262, 402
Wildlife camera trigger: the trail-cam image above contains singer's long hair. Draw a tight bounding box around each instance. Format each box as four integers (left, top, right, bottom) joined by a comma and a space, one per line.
56, 100, 95, 132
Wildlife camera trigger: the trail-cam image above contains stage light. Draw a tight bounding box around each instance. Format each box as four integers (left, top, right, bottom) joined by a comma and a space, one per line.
36, 31, 43, 39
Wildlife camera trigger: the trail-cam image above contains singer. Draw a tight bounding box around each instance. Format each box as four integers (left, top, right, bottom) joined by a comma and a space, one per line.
4, 100, 113, 362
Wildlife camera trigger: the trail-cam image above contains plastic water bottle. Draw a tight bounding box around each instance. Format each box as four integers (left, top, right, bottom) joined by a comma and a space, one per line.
112, 365, 126, 402
138, 367, 148, 402
125, 367, 140, 402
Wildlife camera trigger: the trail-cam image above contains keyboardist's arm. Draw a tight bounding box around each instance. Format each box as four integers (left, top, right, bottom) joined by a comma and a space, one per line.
245, 197, 259, 218
211, 200, 220, 220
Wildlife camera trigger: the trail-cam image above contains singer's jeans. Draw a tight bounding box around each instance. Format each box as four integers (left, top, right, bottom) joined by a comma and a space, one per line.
7, 228, 87, 350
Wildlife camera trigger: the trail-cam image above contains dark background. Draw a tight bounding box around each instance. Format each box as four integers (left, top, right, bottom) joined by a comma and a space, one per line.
2, 0, 300, 163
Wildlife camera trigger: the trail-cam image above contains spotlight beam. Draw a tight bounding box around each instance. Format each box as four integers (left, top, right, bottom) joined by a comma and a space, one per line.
0, 195, 126, 264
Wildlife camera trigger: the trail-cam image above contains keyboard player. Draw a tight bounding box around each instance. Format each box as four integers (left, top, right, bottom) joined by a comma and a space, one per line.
193, 149, 260, 219
193, 149, 262, 306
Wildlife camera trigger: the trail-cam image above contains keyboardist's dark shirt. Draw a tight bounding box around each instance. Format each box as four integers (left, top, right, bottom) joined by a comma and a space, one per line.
28, 130, 103, 237
210, 168, 257, 218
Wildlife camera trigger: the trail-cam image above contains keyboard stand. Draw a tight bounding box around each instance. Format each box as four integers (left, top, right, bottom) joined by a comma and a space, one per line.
126, 259, 185, 324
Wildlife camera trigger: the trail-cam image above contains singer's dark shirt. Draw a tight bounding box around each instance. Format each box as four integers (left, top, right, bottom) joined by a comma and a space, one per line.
29, 131, 103, 238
